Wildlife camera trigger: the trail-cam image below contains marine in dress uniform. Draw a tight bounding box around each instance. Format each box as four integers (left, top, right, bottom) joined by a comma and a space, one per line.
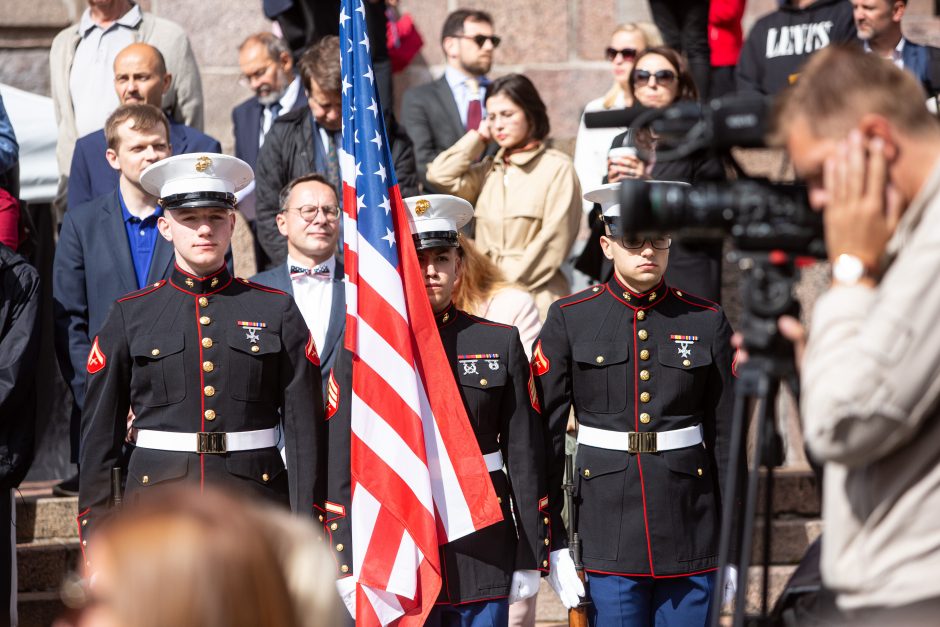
537, 183, 740, 626
77, 154, 324, 559
323, 195, 549, 627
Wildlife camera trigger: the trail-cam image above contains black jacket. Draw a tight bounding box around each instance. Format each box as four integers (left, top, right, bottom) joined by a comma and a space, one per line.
322, 305, 549, 604
78, 265, 325, 547
0, 244, 39, 489
254, 108, 419, 268
736, 0, 857, 96
534, 278, 742, 576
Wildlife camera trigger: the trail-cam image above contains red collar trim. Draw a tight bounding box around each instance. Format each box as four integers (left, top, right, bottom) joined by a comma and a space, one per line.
606, 276, 667, 310
169, 264, 232, 295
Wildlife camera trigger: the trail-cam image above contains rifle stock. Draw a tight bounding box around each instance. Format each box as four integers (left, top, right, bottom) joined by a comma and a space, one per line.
565, 453, 591, 626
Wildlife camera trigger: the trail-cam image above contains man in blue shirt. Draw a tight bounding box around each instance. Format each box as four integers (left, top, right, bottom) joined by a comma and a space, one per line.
53, 103, 176, 494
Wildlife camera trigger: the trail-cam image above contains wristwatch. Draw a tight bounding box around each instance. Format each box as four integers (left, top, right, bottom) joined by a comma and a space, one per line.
832, 254, 870, 286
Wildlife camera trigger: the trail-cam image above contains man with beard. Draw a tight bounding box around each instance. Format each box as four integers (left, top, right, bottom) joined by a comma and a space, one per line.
233, 33, 306, 174
401, 9, 500, 192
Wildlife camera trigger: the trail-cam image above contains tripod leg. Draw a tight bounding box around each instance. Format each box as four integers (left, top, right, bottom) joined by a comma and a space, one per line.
709, 383, 751, 627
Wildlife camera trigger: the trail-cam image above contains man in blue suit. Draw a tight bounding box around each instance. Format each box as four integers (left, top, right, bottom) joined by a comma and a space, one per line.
854, 0, 940, 94
67, 42, 221, 210
53, 103, 176, 495
233, 33, 306, 174
251, 173, 344, 383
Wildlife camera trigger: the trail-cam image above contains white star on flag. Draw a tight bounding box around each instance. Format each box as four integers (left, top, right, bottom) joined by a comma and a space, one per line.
375, 162, 387, 183
360, 34, 370, 53
381, 227, 395, 247
371, 130, 383, 150
379, 195, 391, 214
363, 66, 374, 85
367, 98, 378, 118
342, 75, 352, 96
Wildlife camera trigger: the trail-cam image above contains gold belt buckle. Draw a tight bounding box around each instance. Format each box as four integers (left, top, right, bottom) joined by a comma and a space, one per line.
627, 431, 657, 454
197, 432, 227, 454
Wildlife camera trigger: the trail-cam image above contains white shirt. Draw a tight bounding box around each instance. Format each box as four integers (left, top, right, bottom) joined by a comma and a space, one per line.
260, 75, 302, 147
288, 255, 335, 353
863, 37, 905, 70
444, 66, 489, 128
573, 93, 627, 212
69, 4, 142, 138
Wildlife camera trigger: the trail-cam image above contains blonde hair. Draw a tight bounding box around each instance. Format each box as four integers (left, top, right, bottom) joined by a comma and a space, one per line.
86, 488, 304, 627
601, 22, 664, 109
454, 235, 513, 316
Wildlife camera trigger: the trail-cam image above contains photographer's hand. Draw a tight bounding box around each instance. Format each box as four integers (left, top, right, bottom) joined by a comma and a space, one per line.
823, 130, 903, 283
608, 155, 646, 182
731, 315, 806, 371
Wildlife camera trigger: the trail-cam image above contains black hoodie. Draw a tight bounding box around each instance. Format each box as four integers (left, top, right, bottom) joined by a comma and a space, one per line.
736, 0, 858, 96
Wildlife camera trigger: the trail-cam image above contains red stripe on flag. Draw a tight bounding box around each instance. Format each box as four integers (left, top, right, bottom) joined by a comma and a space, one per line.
352, 357, 424, 459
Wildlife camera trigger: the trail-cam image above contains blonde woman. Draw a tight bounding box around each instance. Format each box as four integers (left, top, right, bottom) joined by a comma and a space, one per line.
453, 235, 541, 359
573, 22, 662, 211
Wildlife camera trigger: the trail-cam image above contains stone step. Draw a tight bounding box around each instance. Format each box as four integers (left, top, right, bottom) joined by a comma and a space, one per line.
758, 467, 820, 517
17, 538, 80, 593
751, 517, 821, 565
16, 494, 78, 543
17, 591, 66, 627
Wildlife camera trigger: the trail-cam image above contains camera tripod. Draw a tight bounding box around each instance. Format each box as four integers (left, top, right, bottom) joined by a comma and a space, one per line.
708, 253, 803, 627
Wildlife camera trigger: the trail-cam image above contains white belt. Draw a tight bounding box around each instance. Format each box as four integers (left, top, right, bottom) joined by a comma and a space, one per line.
135, 427, 279, 454
577, 424, 703, 454
483, 451, 504, 472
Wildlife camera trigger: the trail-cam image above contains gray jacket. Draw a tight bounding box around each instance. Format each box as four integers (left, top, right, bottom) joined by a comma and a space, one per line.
49, 10, 204, 176
802, 161, 940, 611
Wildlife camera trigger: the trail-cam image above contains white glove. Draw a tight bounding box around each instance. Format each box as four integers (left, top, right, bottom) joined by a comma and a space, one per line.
335, 576, 357, 619
547, 548, 585, 609
508, 569, 541, 604
722, 564, 738, 606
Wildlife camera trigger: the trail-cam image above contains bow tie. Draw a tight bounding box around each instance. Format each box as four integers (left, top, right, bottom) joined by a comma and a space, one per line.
290, 264, 331, 281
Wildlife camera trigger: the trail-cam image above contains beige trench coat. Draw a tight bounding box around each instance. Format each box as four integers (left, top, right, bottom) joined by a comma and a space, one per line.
427, 132, 582, 318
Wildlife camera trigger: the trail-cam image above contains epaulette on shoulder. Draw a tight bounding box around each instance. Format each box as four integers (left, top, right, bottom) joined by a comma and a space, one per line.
558, 284, 606, 309
117, 280, 166, 302
235, 277, 288, 296
670, 287, 720, 313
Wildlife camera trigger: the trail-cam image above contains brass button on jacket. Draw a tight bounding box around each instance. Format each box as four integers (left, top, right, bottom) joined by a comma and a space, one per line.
640, 392, 651, 403
201, 337, 213, 349
204, 410, 216, 421
199, 316, 211, 325
638, 329, 648, 341
640, 413, 651, 424
198, 297, 209, 307
202, 361, 214, 373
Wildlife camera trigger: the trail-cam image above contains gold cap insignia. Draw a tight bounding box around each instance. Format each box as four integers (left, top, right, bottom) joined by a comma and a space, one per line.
195, 156, 212, 172
415, 199, 431, 216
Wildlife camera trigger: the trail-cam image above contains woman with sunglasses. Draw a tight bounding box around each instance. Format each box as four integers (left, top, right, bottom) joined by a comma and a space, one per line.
608, 46, 727, 303
573, 23, 663, 213
538, 184, 740, 627
426, 73, 582, 319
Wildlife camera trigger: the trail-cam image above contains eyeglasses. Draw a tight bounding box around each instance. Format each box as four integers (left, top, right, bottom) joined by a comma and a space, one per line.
238, 62, 274, 87
632, 69, 677, 86
620, 236, 672, 250
605, 47, 638, 62
283, 204, 341, 222
459, 34, 502, 48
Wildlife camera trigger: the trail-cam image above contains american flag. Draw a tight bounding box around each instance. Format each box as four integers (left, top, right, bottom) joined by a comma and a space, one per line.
338, 2, 503, 624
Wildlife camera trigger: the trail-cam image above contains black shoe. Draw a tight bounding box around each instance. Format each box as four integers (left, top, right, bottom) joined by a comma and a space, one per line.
53, 473, 79, 497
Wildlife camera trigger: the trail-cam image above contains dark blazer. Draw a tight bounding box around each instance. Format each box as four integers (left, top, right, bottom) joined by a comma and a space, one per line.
254, 108, 418, 267
400, 76, 464, 191
232, 82, 307, 171
250, 260, 345, 383
67, 121, 222, 210
53, 189, 175, 414
903, 39, 940, 95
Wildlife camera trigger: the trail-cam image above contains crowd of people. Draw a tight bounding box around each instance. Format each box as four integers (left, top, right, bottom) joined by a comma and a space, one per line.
0, 0, 938, 625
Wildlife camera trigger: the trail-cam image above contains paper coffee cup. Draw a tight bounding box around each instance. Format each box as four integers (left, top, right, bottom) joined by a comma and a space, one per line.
608, 146, 638, 160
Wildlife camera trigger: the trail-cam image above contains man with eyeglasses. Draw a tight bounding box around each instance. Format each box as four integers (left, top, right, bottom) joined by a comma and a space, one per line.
252, 174, 345, 380
233, 33, 306, 175
536, 183, 740, 626
401, 9, 500, 192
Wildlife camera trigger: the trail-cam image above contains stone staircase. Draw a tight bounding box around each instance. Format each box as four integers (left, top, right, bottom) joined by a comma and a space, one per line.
16, 482, 79, 626
14, 469, 819, 626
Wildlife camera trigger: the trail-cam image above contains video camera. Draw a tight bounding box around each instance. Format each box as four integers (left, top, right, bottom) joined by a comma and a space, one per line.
584, 96, 825, 258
